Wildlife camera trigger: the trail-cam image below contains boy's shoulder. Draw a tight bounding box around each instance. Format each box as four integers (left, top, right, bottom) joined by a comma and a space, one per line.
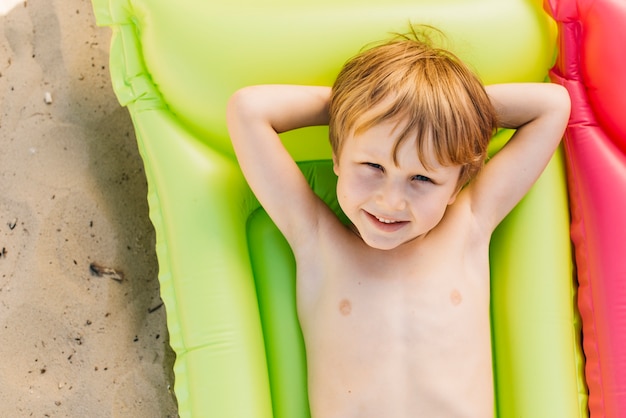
298, 190, 484, 269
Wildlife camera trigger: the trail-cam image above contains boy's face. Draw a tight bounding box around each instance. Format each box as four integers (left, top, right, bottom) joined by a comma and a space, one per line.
333, 119, 461, 250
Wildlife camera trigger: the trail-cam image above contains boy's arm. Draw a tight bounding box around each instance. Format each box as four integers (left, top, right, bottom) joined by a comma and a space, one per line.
227, 85, 332, 245
466, 83, 571, 233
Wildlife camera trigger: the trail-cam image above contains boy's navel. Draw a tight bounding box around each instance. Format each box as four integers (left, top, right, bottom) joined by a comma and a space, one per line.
450, 289, 463, 306
339, 298, 352, 316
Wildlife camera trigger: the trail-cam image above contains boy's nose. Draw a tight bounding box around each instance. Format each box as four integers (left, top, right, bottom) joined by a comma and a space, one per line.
377, 181, 407, 211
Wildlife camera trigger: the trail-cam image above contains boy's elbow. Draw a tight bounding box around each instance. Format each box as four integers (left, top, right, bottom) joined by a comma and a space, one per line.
227, 87, 272, 138
546, 84, 571, 147
227, 87, 256, 121
550, 83, 571, 122
226, 88, 262, 145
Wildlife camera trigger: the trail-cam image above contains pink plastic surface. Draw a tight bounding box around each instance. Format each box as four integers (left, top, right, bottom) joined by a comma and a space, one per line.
547, 0, 626, 416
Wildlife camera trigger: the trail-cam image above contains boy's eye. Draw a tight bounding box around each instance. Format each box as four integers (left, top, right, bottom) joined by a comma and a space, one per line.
365, 162, 384, 172
412, 174, 432, 183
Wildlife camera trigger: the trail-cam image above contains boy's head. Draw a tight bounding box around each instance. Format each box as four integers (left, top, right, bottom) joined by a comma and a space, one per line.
329, 28, 497, 190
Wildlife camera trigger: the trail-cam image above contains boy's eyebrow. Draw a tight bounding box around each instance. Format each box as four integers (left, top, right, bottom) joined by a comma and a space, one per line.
356, 144, 439, 173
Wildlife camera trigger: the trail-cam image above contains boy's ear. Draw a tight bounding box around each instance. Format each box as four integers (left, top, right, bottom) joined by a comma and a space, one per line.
332, 153, 340, 176
448, 187, 461, 205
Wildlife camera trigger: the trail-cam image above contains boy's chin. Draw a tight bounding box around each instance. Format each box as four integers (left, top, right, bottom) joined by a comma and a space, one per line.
348, 222, 419, 251
360, 235, 412, 251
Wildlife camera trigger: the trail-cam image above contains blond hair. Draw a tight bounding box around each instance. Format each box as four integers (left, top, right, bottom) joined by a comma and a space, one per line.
329, 28, 497, 188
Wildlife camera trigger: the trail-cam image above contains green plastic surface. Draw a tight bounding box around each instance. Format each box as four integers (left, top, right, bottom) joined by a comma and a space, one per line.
91, 0, 588, 416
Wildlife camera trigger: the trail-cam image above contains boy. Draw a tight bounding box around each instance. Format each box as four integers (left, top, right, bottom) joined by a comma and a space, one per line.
226, 31, 570, 418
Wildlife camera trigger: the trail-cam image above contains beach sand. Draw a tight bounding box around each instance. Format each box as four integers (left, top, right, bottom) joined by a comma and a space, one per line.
0, 0, 178, 416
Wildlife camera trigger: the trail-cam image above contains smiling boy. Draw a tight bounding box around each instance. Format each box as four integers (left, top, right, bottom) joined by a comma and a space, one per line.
226, 31, 570, 418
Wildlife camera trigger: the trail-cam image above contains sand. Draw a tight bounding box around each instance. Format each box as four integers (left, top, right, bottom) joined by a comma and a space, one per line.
0, 0, 179, 416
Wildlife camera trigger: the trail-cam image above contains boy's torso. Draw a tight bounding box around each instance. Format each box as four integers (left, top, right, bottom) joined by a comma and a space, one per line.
294, 200, 494, 418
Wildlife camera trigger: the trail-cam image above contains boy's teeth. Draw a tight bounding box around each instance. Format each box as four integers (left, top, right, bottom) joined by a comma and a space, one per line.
376, 216, 397, 224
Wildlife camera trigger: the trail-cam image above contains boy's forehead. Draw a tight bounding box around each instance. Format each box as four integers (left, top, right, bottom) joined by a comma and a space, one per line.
354, 115, 408, 138
348, 121, 444, 168
350, 105, 414, 142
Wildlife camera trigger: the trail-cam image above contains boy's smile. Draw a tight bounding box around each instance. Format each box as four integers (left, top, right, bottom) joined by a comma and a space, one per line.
333, 119, 461, 250
365, 210, 409, 232
367, 211, 408, 228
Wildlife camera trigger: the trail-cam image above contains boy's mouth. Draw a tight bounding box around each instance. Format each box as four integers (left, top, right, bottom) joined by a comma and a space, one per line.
375, 215, 400, 224
364, 211, 408, 230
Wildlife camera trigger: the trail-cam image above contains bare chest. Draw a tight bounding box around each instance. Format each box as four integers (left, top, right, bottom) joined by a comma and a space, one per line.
296, 244, 493, 418
300, 254, 491, 357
